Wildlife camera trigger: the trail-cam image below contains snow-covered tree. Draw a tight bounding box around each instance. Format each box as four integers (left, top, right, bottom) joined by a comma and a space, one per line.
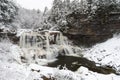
43, 7, 48, 16
50, 0, 63, 23
94, 0, 118, 25
70, 0, 80, 11
0, 0, 18, 26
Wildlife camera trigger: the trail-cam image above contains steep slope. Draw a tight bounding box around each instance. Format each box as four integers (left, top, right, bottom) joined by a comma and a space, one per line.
83, 34, 120, 73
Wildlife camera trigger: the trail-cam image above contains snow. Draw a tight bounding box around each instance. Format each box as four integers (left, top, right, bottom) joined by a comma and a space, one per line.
83, 34, 120, 73
0, 40, 13, 62
0, 62, 28, 80
76, 66, 120, 80
1, 32, 120, 79
16, 29, 32, 37
10, 45, 24, 64
1, 59, 120, 80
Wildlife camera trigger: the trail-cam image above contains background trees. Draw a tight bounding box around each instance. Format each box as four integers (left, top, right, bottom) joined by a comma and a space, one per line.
0, 0, 119, 31
93, 0, 118, 25
49, 0, 120, 32
11, 8, 43, 29
0, 0, 18, 28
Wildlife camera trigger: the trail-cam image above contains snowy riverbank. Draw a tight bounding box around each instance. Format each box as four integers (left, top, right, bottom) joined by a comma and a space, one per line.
0, 61, 120, 80
83, 34, 120, 73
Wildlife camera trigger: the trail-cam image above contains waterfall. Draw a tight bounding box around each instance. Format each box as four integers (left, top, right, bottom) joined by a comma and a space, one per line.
19, 30, 82, 63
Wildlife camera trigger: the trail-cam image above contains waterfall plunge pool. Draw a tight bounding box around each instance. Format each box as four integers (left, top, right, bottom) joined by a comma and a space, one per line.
47, 55, 117, 75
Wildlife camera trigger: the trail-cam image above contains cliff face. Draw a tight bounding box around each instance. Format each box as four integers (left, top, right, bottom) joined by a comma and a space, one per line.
65, 12, 120, 47
0, 28, 19, 44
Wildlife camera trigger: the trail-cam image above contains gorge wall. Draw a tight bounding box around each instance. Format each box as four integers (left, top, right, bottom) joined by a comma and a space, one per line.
65, 12, 120, 47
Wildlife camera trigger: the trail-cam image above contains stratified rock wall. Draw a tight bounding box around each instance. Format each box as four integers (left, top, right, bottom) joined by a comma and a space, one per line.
65, 12, 120, 47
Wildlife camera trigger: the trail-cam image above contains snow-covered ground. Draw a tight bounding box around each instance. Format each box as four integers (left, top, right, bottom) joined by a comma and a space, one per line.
0, 61, 120, 80
83, 34, 120, 73
1, 34, 120, 80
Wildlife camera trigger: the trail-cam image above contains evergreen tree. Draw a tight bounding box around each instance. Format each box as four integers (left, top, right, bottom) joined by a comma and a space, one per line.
50, 0, 63, 23
79, 0, 87, 14
64, 0, 70, 8
12, 8, 43, 29
43, 7, 48, 16
94, 0, 118, 25
86, 0, 93, 15
0, 0, 18, 25
70, 0, 80, 11
50, 0, 69, 31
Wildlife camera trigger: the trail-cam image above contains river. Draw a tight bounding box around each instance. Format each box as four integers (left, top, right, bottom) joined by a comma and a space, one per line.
48, 55, 117, 74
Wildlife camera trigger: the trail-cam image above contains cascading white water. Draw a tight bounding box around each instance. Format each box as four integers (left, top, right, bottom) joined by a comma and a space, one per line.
19, 30, 82, 63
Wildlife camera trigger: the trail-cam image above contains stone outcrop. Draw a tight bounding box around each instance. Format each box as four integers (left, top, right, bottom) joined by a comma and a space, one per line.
0, 29, 19, 44
65, 12, 120, 47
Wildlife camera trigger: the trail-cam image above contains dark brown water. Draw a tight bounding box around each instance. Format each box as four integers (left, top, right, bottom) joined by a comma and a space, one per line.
48, 56, 117, 74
